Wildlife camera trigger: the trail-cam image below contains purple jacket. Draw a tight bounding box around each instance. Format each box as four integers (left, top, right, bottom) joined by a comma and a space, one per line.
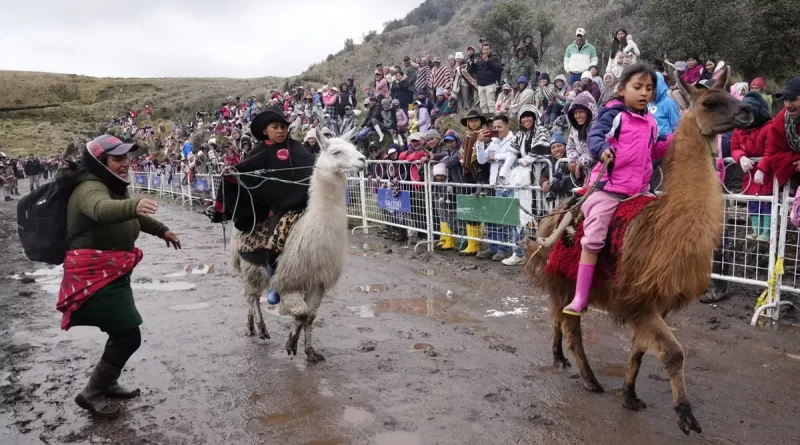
588, 99, 672, 196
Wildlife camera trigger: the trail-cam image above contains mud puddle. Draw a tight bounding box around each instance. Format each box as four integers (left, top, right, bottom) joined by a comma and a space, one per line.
358, 284, 391, 293
375, 297, 479, 324
342, 406, 375, 425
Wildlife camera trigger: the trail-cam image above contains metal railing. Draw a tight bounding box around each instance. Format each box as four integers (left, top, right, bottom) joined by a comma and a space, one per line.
129, 158, 795, 326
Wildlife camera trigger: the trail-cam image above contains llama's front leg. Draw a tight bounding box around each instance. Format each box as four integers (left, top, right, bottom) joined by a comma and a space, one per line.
622, 330, 647, 411
562, 316, 603, 392
640, 315, 701, 435
552, 312, 570, 368
303, 285, 326, 363
246, 298, 256, 337
253, 297, 270, 340
286, 316, 305, 357
242, 263, 270, 340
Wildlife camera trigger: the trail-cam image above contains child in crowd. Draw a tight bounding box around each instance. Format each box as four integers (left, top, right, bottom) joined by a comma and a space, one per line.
432, 162, 457, 251
563, 64, 673, 316
565, 91, 598, 185
749, 78, 773, 111
730, 91, 774, 242
538, 131, 574, 201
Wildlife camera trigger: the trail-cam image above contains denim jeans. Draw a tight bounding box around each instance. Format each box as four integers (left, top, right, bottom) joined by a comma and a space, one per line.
355, 127, 372, 142
568, 72, 582, 85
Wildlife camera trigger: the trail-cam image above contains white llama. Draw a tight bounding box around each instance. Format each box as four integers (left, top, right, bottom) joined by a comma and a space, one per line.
230, 130, 365, 362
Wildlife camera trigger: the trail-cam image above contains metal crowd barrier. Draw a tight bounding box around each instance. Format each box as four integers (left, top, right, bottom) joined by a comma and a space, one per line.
129, 158, 795, 326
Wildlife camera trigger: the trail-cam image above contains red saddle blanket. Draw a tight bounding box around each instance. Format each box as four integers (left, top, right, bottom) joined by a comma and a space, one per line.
544, 195, 657, 288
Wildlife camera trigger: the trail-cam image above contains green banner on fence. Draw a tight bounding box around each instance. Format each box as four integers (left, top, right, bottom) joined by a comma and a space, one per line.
456, 195, 520, 226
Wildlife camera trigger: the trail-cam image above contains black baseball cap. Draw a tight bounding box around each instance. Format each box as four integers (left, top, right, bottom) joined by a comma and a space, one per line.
775, 76, 800, 101
87, 135, 138, 157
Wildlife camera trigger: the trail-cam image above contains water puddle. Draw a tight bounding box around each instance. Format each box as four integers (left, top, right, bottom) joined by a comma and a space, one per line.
484, 296, 529, 317
318, 379, 334, 398
415, 269, 440, 276
376, 297, 451, 318
787, 353, 800, 361
347, 305, 377, 318
258, 405, 316, 426
537, 365, 569, 375
169, 303, 210, 311
342, 406, 375, 425
133, 281, 195, 291
165, 264, 215, 277
358, 284, 391, 293
583, 330, 629, 349
372, 431, 422, 445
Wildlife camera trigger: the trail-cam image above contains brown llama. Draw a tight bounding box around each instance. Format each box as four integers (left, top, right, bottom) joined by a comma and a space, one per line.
525, 68, 753, 435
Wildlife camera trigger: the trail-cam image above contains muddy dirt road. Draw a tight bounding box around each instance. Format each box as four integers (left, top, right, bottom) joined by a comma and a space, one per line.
1, 196, 799, 445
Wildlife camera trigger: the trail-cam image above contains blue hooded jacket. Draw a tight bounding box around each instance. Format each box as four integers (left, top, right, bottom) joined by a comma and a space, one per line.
181, 141, 194, 159
648, 72, 681, 138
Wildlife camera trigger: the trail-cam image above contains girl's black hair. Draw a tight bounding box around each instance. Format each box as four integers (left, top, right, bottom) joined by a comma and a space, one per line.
616, 63, 658, 103
609, 28, 628, 58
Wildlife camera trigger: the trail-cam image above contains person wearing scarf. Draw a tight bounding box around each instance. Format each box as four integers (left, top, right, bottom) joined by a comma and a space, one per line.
59, 135, 181, 418
765, 76, 800, 186
457, 109, 490, 256
207, 105, 315, 304
681, 56, 703, 85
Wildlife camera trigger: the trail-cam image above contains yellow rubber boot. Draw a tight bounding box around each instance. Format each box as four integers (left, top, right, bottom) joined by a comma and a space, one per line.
459, 224, 481, 256
436, 222, 454, 251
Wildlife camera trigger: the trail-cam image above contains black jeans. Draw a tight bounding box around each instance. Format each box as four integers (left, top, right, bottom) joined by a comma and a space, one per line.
101, 327, 142, 369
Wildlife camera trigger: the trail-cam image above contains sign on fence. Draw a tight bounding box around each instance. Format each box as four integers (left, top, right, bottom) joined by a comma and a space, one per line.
377, 189, 411, 213
152, 175, 161, 187
195, 178, 208, 192
456, 195, 520, 226
135, 174, 147, 185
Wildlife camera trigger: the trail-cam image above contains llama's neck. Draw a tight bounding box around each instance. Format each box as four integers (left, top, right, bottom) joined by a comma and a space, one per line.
307, 168, 347, 217
655, 112, 724, 239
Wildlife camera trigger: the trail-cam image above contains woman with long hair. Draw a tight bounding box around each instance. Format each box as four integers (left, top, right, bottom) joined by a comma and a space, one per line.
605, 29, 628, 79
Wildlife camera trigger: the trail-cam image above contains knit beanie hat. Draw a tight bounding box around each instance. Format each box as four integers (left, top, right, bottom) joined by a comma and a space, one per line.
432, 162, 447, 177
550, 130, 567, 146
424, 129, 441, 140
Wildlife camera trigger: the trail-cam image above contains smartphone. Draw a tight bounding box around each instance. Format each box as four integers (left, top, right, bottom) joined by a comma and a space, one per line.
489, 130, 499, 138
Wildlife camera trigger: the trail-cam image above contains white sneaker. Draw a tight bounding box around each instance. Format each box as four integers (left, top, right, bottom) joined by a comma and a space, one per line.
502, 253, 525, 266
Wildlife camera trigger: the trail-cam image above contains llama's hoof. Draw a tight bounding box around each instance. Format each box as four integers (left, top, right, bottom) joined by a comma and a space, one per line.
623, 394, 647, 411
305, 348, 326, 363
286, 335, 299, 357
675, 402, 702, 435
259, 330, 270, 341
584, 378, 604, 393
553, 356, 571, 369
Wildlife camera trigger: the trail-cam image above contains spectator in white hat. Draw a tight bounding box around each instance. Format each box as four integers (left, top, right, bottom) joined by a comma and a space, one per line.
564, 28, 598, 85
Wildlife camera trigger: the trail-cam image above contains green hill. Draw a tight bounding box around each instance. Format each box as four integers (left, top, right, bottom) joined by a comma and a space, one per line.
0, 71, 283, 157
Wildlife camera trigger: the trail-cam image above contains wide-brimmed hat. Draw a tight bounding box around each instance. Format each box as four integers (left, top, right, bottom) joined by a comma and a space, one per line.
250, 105, 290, 141
86, 135, 138, 157
460, 109, 487, 126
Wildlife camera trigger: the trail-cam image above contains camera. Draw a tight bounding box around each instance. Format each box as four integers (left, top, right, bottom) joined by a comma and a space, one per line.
545, 171, 563, 202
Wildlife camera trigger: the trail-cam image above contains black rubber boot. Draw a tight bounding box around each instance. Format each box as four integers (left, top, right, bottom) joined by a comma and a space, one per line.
106, 381, 141, 399
75, 360, 121, 419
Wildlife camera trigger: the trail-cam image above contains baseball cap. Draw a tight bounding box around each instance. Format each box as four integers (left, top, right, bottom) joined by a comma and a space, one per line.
408, 132, 423, 142
775, 76, 800, 101
576, 28, 586, 36
86, 135, 138, 157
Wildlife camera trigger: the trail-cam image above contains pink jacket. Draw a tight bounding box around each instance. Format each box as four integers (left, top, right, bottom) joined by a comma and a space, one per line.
588, 99, 672, 196
324, 93, 338, 108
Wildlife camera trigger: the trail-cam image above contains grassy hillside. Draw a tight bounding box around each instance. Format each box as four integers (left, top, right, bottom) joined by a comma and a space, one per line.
0, 71, 283, 157
296, 0, 646, 93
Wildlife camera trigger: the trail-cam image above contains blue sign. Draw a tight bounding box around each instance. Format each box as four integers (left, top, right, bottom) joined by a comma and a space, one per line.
195, 178, 208, 192
135, 174, 147, 185
152, 176, 161, 187
377, 189, 411, 213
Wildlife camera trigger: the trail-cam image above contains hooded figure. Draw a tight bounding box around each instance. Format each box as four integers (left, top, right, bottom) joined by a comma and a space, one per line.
731, 91, 774, 200
303, 128, 322, 155
648, 72, 682, 138
509, 75, 536, 117
431, 129, 464, 184
566, 92, 598, 179
339, 106, 359, 136
504, 46, 535, 87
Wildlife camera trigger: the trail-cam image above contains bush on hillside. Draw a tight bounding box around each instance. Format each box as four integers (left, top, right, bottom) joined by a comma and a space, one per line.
470, 0, 535, 62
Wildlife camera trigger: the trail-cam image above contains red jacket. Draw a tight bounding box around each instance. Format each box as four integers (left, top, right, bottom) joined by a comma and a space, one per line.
730, 123, 773, 195
399, 149, 428, 185
765, 109, 800, 186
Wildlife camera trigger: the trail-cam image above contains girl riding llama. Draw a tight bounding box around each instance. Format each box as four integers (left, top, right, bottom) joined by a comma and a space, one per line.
563, 64, 673, 316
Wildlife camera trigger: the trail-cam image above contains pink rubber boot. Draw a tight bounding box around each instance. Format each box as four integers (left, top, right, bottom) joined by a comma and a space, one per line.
563, 262, 595, 316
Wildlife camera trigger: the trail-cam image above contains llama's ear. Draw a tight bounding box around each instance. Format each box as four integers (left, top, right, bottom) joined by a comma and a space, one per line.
341, 128, 357, 143
318, 131, 330, 151
712, 66, 728, 90
676, 69, 697, 104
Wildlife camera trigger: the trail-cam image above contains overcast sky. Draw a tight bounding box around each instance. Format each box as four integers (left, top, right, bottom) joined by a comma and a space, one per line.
0, 0, 421, 78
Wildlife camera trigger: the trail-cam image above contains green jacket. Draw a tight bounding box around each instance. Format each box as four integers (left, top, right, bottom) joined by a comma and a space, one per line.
503, 56, 535, 87
67, 174, 168, 251
563, 41, 599, 74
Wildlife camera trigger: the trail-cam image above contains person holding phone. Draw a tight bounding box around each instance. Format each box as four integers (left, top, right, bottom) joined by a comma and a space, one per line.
475, 115, 518, 261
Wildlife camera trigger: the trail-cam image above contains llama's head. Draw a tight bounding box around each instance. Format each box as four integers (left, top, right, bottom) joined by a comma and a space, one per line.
676, 66, 753, 136
315, 129, 367, 174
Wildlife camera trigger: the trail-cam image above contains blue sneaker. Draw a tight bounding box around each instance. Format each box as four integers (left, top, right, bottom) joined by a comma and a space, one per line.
266, 265, 280, 305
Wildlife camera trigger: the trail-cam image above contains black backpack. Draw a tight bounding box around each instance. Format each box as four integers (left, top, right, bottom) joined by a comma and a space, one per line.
17, 180, 77, 265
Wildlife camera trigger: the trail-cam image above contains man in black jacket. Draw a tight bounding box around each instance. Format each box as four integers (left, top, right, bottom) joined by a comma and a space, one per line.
23, 154, 42, 192
468, 43, 503, 116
